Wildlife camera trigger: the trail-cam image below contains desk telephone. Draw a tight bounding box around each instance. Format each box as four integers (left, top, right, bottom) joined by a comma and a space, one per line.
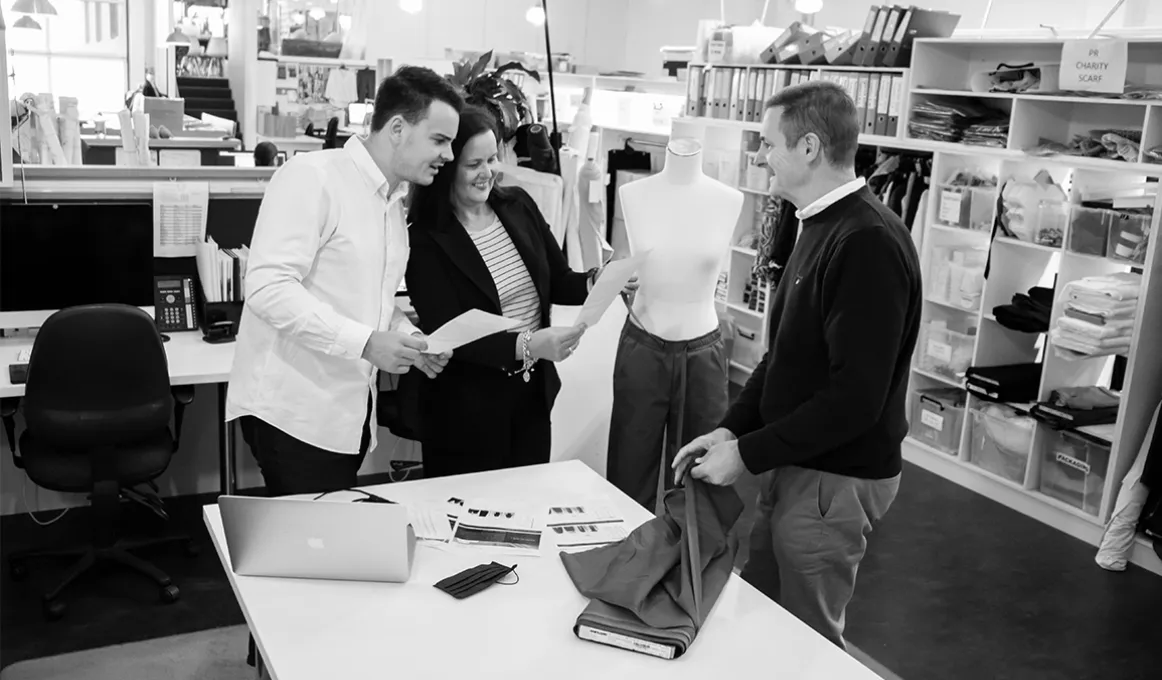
154, 276, 197, 332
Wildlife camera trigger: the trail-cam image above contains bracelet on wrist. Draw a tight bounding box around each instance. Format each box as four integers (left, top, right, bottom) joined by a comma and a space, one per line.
519, 329, 535, 382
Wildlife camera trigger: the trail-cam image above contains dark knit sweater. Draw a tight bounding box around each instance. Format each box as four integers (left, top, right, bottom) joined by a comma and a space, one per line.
719, 186, 922, 479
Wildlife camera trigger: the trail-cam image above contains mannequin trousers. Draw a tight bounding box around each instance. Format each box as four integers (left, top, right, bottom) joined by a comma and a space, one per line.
606, 318, 729, 512
740, 466, 900, 650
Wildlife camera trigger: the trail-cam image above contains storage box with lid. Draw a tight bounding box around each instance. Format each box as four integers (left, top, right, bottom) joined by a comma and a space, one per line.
1039, 430, 1111, 516
934, 184, 996, 232
967, 404, 1035, 484
1106, 209, 1151, 266
909, 388, 966, 454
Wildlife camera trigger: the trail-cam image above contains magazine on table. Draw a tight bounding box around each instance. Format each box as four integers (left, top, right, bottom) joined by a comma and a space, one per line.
446, 498, 545, 556
546, 501, 629, 552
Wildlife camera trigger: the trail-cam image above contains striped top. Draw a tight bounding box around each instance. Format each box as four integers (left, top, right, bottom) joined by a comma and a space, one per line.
468, 219, 542, 334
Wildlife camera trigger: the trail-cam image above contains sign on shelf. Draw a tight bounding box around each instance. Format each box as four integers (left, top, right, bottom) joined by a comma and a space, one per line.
1059, 39, 1128, 94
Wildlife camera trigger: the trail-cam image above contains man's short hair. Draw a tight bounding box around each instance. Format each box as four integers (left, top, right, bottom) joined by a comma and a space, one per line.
764, 81, 860, 167
371, 65, 464, 133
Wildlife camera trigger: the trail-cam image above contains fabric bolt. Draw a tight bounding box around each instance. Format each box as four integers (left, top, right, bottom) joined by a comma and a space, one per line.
1052, 386, 1121, 410
607, 316, 729, 512
560, 476, 744, 659
741, 465, 899, 649
468, 219, 542, 334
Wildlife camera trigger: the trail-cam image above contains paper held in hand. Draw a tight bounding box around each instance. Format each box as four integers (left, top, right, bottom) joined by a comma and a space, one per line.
574, 251, 650, 329
422, 309, 522, 355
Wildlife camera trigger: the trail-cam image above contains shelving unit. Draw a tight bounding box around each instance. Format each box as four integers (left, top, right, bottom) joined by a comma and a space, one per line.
676, 42, 1162, 574
901, 37, 1162, 575
0, 16, 11, 188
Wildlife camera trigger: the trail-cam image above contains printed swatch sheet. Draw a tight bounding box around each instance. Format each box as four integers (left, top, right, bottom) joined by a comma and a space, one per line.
547, 501, 628, 552
448, 498, 544, 555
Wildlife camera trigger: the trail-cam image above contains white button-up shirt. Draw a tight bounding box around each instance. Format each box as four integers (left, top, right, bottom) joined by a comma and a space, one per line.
226, 136, 418, 454
795, 177, 867, 221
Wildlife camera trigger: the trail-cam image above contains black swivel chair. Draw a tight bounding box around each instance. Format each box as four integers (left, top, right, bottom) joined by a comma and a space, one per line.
4, 304, 197, 621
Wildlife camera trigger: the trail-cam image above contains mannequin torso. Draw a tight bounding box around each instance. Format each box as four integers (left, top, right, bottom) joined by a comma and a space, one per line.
620, 139, 743, 340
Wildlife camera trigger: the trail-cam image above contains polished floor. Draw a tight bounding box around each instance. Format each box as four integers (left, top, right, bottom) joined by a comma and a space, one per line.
2, 464, 1160, 678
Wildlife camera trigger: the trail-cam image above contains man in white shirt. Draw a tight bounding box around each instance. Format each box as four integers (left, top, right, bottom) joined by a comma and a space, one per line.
227, 66, 464, 496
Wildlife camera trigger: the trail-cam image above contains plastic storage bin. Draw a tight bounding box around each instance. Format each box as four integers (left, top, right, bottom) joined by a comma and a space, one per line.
910, 388, 966, 454
918, 321, 975, 381
1067, 206, 1110, 257
1107, 210, 1152, 266
927, 246, 987, 312
1033, 201, 1069, 247
732, 326, 764, 369
935, 184, 996, 232
1039, 430, 1111, 516
967, 405, 1035, 484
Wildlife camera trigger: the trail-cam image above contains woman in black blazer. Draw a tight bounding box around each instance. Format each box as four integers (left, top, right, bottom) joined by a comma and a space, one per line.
406, 106, 627, 478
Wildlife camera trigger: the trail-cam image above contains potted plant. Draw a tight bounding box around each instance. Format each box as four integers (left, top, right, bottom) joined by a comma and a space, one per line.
447, 50, 542, 152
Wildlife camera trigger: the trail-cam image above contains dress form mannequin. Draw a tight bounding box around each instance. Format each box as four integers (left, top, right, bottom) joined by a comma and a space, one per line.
619, 138, 744, 341
607, 138, 743, 511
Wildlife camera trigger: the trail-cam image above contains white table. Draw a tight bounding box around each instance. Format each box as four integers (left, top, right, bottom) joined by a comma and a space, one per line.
1, 330, 239, 493
203, 460, 880, 680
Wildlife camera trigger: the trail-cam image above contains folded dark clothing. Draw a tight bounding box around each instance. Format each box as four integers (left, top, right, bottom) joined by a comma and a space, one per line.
965, 362, 1042, 403
992, 287, 1054, 333
1031, 403, 1119, 429
560, 478, 743, 659
1050, 386, 1120, 410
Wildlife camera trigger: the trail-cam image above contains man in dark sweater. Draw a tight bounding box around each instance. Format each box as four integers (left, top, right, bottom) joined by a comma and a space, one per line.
672, 81, 922, 649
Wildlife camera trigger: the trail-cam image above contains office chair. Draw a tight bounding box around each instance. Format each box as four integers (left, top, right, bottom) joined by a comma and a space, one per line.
323, 117, 340, 149
4, 304, 198, 621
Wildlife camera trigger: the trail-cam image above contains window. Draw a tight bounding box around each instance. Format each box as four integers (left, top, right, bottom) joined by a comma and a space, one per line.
7, 0, 129, 119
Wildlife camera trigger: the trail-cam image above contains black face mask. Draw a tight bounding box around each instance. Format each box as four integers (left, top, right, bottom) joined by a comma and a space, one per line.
433, 562, 517, 599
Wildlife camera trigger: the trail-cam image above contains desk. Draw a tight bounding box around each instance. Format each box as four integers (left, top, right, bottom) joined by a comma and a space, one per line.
0, 330, 240, 495
203, 461, 879, 680
81, 136, 242, 167
255, 135, 324, 157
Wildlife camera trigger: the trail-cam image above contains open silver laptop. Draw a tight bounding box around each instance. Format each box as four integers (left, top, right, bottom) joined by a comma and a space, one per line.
219, 496, 416, 583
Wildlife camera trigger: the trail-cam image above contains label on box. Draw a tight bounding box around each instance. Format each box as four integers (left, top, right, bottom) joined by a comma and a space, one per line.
578, 625, 676, 660
938, 190, 963, 225
1055, 452, 1091, 475
707, 40, 727, 62
1060, 39, 1127, 94
920, 409, 945, 431
926, 340, 953, 363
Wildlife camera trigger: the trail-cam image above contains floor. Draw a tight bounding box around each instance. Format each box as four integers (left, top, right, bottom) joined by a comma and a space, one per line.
2, 465, 1161, 679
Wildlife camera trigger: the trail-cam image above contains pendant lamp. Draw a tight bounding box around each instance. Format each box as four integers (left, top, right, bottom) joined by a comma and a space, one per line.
10, 0, 57, 15
165, 27, 191, 45
13, 14, 41, 29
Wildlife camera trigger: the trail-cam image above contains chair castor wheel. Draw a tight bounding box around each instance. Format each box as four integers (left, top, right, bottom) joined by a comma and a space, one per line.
184, 540, 201, 558
43, 599, 66, 621
9, 560, 28, 582
160, 584, 181, 604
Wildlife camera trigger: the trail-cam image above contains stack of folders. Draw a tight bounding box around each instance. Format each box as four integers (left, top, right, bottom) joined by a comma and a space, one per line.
852, 5, 960, 68
195, 236, 250, 304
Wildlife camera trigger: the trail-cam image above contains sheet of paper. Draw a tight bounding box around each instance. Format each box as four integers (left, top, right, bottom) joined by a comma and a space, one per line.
424, 309, 521, 355
406, 503, 455, 542
450, 499, 544, 556
574, 252, 650, 329
153, 181, 209, 258
546, 501, 629, 552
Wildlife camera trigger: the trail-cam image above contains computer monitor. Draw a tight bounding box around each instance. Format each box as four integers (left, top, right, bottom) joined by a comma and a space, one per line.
0, 201, 155, 321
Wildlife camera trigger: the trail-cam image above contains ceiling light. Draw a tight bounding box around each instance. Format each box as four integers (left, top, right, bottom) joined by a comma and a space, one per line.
794, 0, 823, 13
308, 7, 326, 20
399, 0, 422, 13
291, 11, 304, 24
11, 0, 56, 15
338, 15, 352, 30
13, 14, 41, 29
525, 5, 544, 26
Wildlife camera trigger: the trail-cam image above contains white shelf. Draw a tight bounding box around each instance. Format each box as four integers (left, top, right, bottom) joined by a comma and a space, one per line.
690, 62, 907, 74
739, 187, 768, 197
912, 367, 963, 389
729, 360, 755, 375
726, 302, 765, 320
731, 246, 758, 257
910, 88, 1154, 107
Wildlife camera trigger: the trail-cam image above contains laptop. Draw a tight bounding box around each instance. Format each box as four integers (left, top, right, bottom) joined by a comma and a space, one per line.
219, 495, 416, 583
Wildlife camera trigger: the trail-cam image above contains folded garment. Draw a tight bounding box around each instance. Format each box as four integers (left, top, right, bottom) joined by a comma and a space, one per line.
1064, 305, 1137, 325
1031, 402, 1120, 429
1055, 327, 1133, 349
1065, 272, 1143, 302
1051, 386, 1121, 410
1057, 315, 1135, 340
993, 287, 1054, 333
560, 478, 743, 660
1051, 327, 1133, 358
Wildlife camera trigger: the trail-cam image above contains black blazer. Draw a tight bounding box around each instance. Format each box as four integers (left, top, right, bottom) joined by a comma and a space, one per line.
404, 186, 590, 452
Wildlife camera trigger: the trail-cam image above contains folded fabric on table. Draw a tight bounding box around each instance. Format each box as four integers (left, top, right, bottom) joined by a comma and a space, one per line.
1031, 386, 1121, 429
559, 478, 743, 660
993, 286, 1054, 333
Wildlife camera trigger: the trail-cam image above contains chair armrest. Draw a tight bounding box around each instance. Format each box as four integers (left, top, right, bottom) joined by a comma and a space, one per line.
1, 397, 21, 469
171, 386, 196, 452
